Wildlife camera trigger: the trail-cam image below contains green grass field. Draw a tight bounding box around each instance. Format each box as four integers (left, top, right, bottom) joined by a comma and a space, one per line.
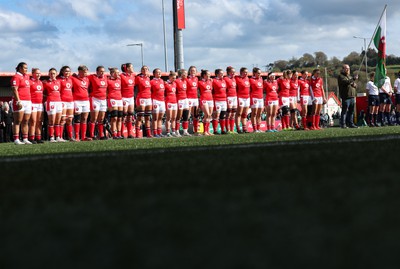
1, 127, 400, 268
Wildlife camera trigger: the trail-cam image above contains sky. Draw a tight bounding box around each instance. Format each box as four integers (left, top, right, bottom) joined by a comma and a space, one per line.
0, 0, 399, 73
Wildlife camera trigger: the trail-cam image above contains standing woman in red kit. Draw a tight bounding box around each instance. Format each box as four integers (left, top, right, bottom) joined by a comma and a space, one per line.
289, 70, 300, 129
120, 63, 136, 138
175, 69, 190, 137
11, 62, 32, 145
277, 70, 291, 130
212, 69, 228, 134
235, 67, 251, 133
249, 67, 264, 132
135, 65, 152, 138
186, 66, 200, 135
264, 72, 279, 132
58, 66, 75, 141
224, 66, 237, 133
43, 68, 64, 142
164, 71, 178, 137
28, 68, 44, 143
198, 70, 214, 136
107, 67, 123, 139
151, 68, 166, 138
298, 70, 313, 130
88, 66, 108, 139
309, 68, 326, 130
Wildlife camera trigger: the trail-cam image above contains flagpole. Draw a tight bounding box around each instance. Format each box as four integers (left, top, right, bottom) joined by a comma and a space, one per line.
358, 5, 387, 74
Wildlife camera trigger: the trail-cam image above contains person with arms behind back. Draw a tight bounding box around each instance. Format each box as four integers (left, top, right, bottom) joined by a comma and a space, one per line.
338, 64, 358, 128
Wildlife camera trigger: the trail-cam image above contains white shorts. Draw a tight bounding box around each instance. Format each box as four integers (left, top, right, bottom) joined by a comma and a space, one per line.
201, 100, 214, 108
137, 98, 152, 107
108, 99, 123, 108
122, 97, 134, 107
63, 101, 74, 110
74, 100, 90, 114
227, 96, 238, 108
289, 96, 297, 104
251, 98, 264, 109
32, 103, 43, 113
46, 101, 63, 115
301, 95, 313, 106
266, 100, 279, 106
238, 97, 250, 108
178, 98, 189, 110
214, 101, 228, 112
187, 98, 199, 107
91, 97, 107, 112
166, 103, 178, 111
313, 96, 324, 105
152, 99, 166, 113
12, 100, 32, 114
280, 97, 290, 107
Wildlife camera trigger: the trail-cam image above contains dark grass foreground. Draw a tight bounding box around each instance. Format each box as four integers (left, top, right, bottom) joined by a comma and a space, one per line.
2, 134, 400, 268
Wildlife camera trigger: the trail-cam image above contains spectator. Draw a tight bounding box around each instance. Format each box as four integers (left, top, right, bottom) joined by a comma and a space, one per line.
338, 64, 358, 128
1, 102, 13, 142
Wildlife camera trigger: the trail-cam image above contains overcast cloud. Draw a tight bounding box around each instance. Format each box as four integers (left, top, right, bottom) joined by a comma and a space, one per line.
0, 0, 399, 73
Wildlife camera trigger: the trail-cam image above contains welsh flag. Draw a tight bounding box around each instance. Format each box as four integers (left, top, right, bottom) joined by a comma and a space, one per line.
373, 8, 386, 88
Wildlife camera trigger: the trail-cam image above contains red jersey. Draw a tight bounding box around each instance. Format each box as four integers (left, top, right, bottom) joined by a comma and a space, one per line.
185, 76, 199, 99
58, 76, 74, 102
151, 78, 165, 101
263, 79, 279, 101
135, 74, 151, 99
88, 74, 107, 100
310, 76, 323, 97
11, 72, 31, 101
277, 78, 290, 98
30, 78, 43, 104
120, 72, 135, 98
249, 77, 264, 99
289, 78, 299, 97
198, 79, 213, 101
107, 78, 122, 100
164, 80, 177, 103
43, 79, 61, 102
70, 75, 90, 101
235, 76, 250, 99
212, 77, 227, 102
298, 77, 311, 96
175, 78, 187, 100
224, 76, 237, 97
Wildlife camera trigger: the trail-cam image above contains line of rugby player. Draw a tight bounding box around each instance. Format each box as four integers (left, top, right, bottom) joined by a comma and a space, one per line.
10, 62, 326, 144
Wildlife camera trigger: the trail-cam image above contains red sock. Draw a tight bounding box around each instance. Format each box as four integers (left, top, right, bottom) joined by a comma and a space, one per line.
113, 131, 117, 138
182, 121, 189, 131
127, 120, 133, 136
135, 126, 141, 138
257, 123, 260, 131
29, 135, 35, 141
146, 127, 152, 137
120, 121, 125, 136
175, 122, 180, 132
98, 123, 104, 138
35, 135, 41, 141
74, 123, 80, 139
22, 134, 28, 140
302, 117, 308, 129
193, 119, 199, 133
212, 119, 219, 133
316, 115, 320, 129
117, 131, 121, 137
157, 128, 162, 135
66, 124, 73, 139
205, 122, 210, 133
282, 117, 286, 129
285, 115, 290, 128
48, 125, 54, 138
13, 135, 19, 141
220, 119, 226, 133
81, 123, 87, 140
89, 122, 95, 138
55, 125, 60, 138
230, 119, 235, 131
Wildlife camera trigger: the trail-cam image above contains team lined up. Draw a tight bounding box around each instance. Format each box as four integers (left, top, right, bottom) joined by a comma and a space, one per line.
10, 62, 327, 144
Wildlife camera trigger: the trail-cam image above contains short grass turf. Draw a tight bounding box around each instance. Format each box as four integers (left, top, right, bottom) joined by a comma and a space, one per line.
1, 128, 400, 268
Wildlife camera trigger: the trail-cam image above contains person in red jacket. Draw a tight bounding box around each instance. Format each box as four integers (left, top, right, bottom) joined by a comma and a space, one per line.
198, 70, 214, 136
175, 69, 190, 137
309, 68, 327, 130
135, 65, 152, 138
289, 70, 300, 130
277, 70, 291, 130
264, 72, 279, 132
235, 67, 250, 133
88, 66, 108, 139
164, 71, 178, 137
70, 65, 91, 141
120, 63, 136, 138
58, 66, 75, 141
249, 67, 264, 132
28, 68, 44, 143
107, 67, 123, 139
43, 68, 64, 142
212, 69, 228, 134
11, 62, 32, 145
186, 66, 200, 135
298, 70, 313, 130
151, 68, 166, 137
224, 66, 238, 133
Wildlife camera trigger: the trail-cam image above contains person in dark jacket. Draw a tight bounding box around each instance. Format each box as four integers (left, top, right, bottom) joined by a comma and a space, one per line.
1, 102, 13, 142
337, 64, 358, 128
